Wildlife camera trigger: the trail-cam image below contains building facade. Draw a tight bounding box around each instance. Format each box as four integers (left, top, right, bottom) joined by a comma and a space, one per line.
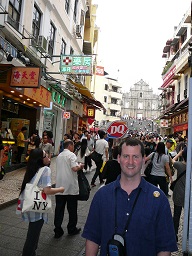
159, 7, 190, 137
91, 73, 123, 129
0, 0, 104, 162
121, 79, 160, 120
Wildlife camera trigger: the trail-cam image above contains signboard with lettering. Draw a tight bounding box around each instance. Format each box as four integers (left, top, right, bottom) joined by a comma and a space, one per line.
60, 55, 92, 75
107, 121, 128, 138
24, 86, 51, 107
95, 66, 104, 76
10, 67, 41, 88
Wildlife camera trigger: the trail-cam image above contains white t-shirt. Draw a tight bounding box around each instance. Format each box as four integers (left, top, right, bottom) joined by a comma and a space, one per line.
149, 152, 169, 177
95, 139, 109, 160
56, 149, 79, 195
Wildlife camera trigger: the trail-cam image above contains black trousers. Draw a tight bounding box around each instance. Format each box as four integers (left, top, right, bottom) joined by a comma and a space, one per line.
91, 159, 103, 184
54, 195, 78, 234
16, 146, 25, 163
173, 204, 183, 235
147, 175, 167, 194
22, 218, 44, 256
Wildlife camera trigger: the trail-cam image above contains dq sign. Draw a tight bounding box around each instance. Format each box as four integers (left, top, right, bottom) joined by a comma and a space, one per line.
107, 121, 128, 138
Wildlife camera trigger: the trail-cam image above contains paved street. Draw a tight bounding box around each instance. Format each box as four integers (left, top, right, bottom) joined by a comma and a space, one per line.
0, 157, 184, 255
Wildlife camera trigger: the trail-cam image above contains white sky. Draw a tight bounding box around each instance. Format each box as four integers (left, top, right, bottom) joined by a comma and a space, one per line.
92, 0, 190, 94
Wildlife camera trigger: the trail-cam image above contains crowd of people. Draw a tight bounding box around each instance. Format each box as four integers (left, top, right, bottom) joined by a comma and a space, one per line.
16, 128, 188, 255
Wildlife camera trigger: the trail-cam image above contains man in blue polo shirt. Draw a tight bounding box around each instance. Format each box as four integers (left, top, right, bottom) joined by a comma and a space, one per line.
82, 138, 177, 256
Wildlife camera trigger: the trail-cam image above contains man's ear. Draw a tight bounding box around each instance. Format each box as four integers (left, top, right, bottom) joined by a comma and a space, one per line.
117, 154, 120, 164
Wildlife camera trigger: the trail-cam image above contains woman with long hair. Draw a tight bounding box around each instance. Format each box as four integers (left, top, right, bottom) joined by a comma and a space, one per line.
145, 141, 173, 194
18, 148, 64, 256
76, 139, 91, 172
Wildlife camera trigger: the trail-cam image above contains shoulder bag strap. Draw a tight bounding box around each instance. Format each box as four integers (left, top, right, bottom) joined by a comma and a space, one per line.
114, 188, 142, 236
33, 167, 45, 186
174, 170, 186, 184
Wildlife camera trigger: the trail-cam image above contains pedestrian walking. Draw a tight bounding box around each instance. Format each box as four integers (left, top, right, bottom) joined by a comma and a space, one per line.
54, 139, 84, 238
171, 147, 187, 242
145, 142, 173, 195
17, 148, 64, 256
90, 130, 109, 187
16, 126, 28, 163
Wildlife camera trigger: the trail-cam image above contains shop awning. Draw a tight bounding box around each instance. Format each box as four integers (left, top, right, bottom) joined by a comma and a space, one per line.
82, 95, 105, 110
67, 79, 105, 110
68, 79, 94, 99
159, 102, 179, 119
174, 98, 188, 111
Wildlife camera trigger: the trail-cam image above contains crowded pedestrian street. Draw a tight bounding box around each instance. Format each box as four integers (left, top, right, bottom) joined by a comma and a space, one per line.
0, 156, 184, 256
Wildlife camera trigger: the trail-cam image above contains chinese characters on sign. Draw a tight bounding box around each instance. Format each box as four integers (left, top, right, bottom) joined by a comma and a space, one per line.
60, 55, 93, 75
10, 67, 41, 88
24, 86, 51, 108
87, 108, 95, 118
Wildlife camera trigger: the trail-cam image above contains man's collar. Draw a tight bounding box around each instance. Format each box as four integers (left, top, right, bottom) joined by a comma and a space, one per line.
114, 175, 148, 193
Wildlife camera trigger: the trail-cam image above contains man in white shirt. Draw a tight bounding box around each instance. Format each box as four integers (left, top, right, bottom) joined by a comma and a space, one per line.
54, 140, 84, 238
91, 130, 109, 187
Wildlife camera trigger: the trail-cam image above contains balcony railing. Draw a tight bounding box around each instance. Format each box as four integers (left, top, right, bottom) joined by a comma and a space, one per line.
0, 35, 17, 57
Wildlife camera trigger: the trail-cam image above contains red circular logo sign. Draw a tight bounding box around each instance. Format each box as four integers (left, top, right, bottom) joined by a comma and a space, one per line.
107, 121, 128, 138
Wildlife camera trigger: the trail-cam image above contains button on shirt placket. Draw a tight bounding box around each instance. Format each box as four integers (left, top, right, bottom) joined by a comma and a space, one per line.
125, 197, 131, 232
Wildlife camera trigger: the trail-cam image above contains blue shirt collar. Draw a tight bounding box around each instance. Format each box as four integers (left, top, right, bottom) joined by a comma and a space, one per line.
114, 175, 148, 193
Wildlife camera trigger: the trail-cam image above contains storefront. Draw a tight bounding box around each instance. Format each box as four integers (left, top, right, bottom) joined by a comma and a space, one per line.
0, 65, 51, 166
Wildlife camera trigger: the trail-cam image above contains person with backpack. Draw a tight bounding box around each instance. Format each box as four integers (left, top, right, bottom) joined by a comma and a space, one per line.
145, 142, 173, 195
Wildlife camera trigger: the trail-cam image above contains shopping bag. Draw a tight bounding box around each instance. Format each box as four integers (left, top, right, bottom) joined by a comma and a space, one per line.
22, 167, 52, 213
77, 170, 91, 201
100, 161, 106, 173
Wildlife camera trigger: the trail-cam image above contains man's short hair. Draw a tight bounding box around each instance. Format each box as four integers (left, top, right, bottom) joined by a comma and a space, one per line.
98, 130, 106, 139
64, 139, 74, 149
21, 126, 27, 132
119, 138, 145, 157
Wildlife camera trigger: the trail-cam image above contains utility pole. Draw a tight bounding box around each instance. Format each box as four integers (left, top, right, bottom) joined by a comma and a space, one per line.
182, 2, 192, 255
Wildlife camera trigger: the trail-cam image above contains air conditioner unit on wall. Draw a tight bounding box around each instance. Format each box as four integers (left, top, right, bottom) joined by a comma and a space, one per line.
37, 35, 48, 52
76, 25, 82, 38
31, 35, 48, 52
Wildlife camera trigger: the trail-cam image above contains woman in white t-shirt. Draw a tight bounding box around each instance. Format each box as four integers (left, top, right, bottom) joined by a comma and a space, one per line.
145, 142, 173, 194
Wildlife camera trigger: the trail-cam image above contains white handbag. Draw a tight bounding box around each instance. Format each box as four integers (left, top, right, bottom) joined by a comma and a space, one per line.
22, 167, 52, 213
